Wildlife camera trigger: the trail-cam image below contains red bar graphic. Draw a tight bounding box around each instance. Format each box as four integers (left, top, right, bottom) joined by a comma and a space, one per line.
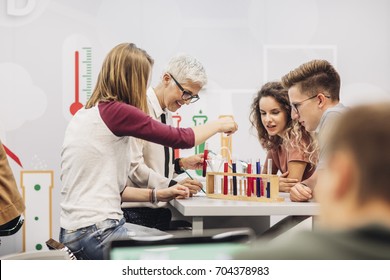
3, 144, 23, 168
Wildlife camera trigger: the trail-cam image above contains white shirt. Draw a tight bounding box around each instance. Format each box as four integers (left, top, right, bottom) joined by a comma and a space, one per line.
125, 87, 176, 208
315, 102, 347, 170
61, 106, 129, 230
60, 101, 194, 229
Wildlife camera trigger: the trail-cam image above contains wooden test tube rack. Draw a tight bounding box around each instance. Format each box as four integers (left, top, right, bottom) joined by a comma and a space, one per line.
206, 172, 284, 202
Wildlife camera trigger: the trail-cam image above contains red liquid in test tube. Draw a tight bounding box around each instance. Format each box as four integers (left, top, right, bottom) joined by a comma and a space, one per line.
223, 161, 228, 195
202, 143, 209, 177
246, 163, 252, 196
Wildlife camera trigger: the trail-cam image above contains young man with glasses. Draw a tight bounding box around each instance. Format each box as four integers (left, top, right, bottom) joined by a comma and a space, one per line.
122, 54, 207, 230
281, 59, 347, 202
235, 103, 390, 259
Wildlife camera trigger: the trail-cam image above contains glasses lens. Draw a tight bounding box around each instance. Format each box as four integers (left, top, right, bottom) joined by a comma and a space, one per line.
182, 92, 199, 103
291, 104, 299, 113
182, 92, 193, 100
189, 96, 199, 103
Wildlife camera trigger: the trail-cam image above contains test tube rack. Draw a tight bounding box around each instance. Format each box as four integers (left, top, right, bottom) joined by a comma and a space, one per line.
206, 172, 284, 202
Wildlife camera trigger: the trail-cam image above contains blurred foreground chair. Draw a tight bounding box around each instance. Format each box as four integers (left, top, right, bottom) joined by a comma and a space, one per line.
260, 215, 312, 239
1, 250, 71, 260
1, 238, 78, 260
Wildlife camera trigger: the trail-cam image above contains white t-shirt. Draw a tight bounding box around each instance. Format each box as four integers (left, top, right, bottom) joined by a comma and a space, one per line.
60, 101, 194, 230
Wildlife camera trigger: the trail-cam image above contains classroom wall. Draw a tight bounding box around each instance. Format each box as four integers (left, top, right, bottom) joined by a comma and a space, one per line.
1, 0, 389, 256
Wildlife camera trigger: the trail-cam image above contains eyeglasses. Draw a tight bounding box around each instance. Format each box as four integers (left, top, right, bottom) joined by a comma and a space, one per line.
169, 73, 200, 103
291, 94, 330, 115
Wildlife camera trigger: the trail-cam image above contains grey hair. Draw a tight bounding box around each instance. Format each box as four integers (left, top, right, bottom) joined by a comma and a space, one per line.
163, 54, 208, 87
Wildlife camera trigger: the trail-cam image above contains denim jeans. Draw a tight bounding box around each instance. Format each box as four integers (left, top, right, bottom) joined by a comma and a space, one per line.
59, 218, 168, 260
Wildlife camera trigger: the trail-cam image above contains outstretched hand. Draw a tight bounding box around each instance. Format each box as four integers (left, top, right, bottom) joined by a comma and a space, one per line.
218, 117, 238, 136
181, 154, 205, 170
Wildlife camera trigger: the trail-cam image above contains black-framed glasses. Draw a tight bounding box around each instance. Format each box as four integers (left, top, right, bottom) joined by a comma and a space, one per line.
291, 94, 330, 115
169, 73, 200, 103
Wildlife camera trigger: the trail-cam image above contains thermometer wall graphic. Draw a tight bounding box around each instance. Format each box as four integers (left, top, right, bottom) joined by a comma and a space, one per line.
62, 35, 93, 119
192, 110, 208, 176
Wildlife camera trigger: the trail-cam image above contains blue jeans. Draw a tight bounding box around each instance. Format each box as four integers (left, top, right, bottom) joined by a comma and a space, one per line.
59, 218, 167, 260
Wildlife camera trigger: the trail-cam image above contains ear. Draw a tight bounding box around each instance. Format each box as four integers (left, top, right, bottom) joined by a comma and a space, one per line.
330, 150, 356, 200
162, 73, 171, 86
317, 93, 328, 109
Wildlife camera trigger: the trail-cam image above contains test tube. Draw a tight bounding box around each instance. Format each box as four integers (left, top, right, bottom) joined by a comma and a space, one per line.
202, 143, 209, 177
223, 161, 228, 195
246, 161, 252, 197
256, 160, 261, 197
232, 161, 237, 195
267, 158, 272, 175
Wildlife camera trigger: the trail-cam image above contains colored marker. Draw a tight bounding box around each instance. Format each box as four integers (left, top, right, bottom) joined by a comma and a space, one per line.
202, 143, 209, 177
232, 161, 237, 195
223, 161, 228, 195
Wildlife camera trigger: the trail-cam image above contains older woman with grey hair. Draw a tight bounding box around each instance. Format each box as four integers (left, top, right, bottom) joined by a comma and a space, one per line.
123, 54, 209, 230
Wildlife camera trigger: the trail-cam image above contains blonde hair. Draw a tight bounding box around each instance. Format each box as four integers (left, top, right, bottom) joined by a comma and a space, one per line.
281, 59, 340, 101
86, 43, 154, 113
284, 122, 318, 166
250, 81, 318, 165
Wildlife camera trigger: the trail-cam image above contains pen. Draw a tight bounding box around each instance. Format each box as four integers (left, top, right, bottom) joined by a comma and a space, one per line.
181, 167, 206, 194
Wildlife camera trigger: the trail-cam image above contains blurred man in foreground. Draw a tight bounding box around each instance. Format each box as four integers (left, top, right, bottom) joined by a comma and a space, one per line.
235, 103, 390, 259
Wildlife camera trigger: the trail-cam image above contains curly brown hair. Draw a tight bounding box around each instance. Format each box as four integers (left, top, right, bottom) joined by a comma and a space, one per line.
250, 81, 318, 164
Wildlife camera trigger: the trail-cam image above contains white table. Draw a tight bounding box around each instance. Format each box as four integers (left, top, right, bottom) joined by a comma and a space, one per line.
169, 193, 320, 234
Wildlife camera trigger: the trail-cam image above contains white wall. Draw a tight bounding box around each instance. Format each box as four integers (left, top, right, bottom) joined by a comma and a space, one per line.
1, 0, 389, 255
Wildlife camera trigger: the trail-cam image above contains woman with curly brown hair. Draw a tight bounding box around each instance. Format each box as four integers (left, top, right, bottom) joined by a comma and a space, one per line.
250, 81, 317, 192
